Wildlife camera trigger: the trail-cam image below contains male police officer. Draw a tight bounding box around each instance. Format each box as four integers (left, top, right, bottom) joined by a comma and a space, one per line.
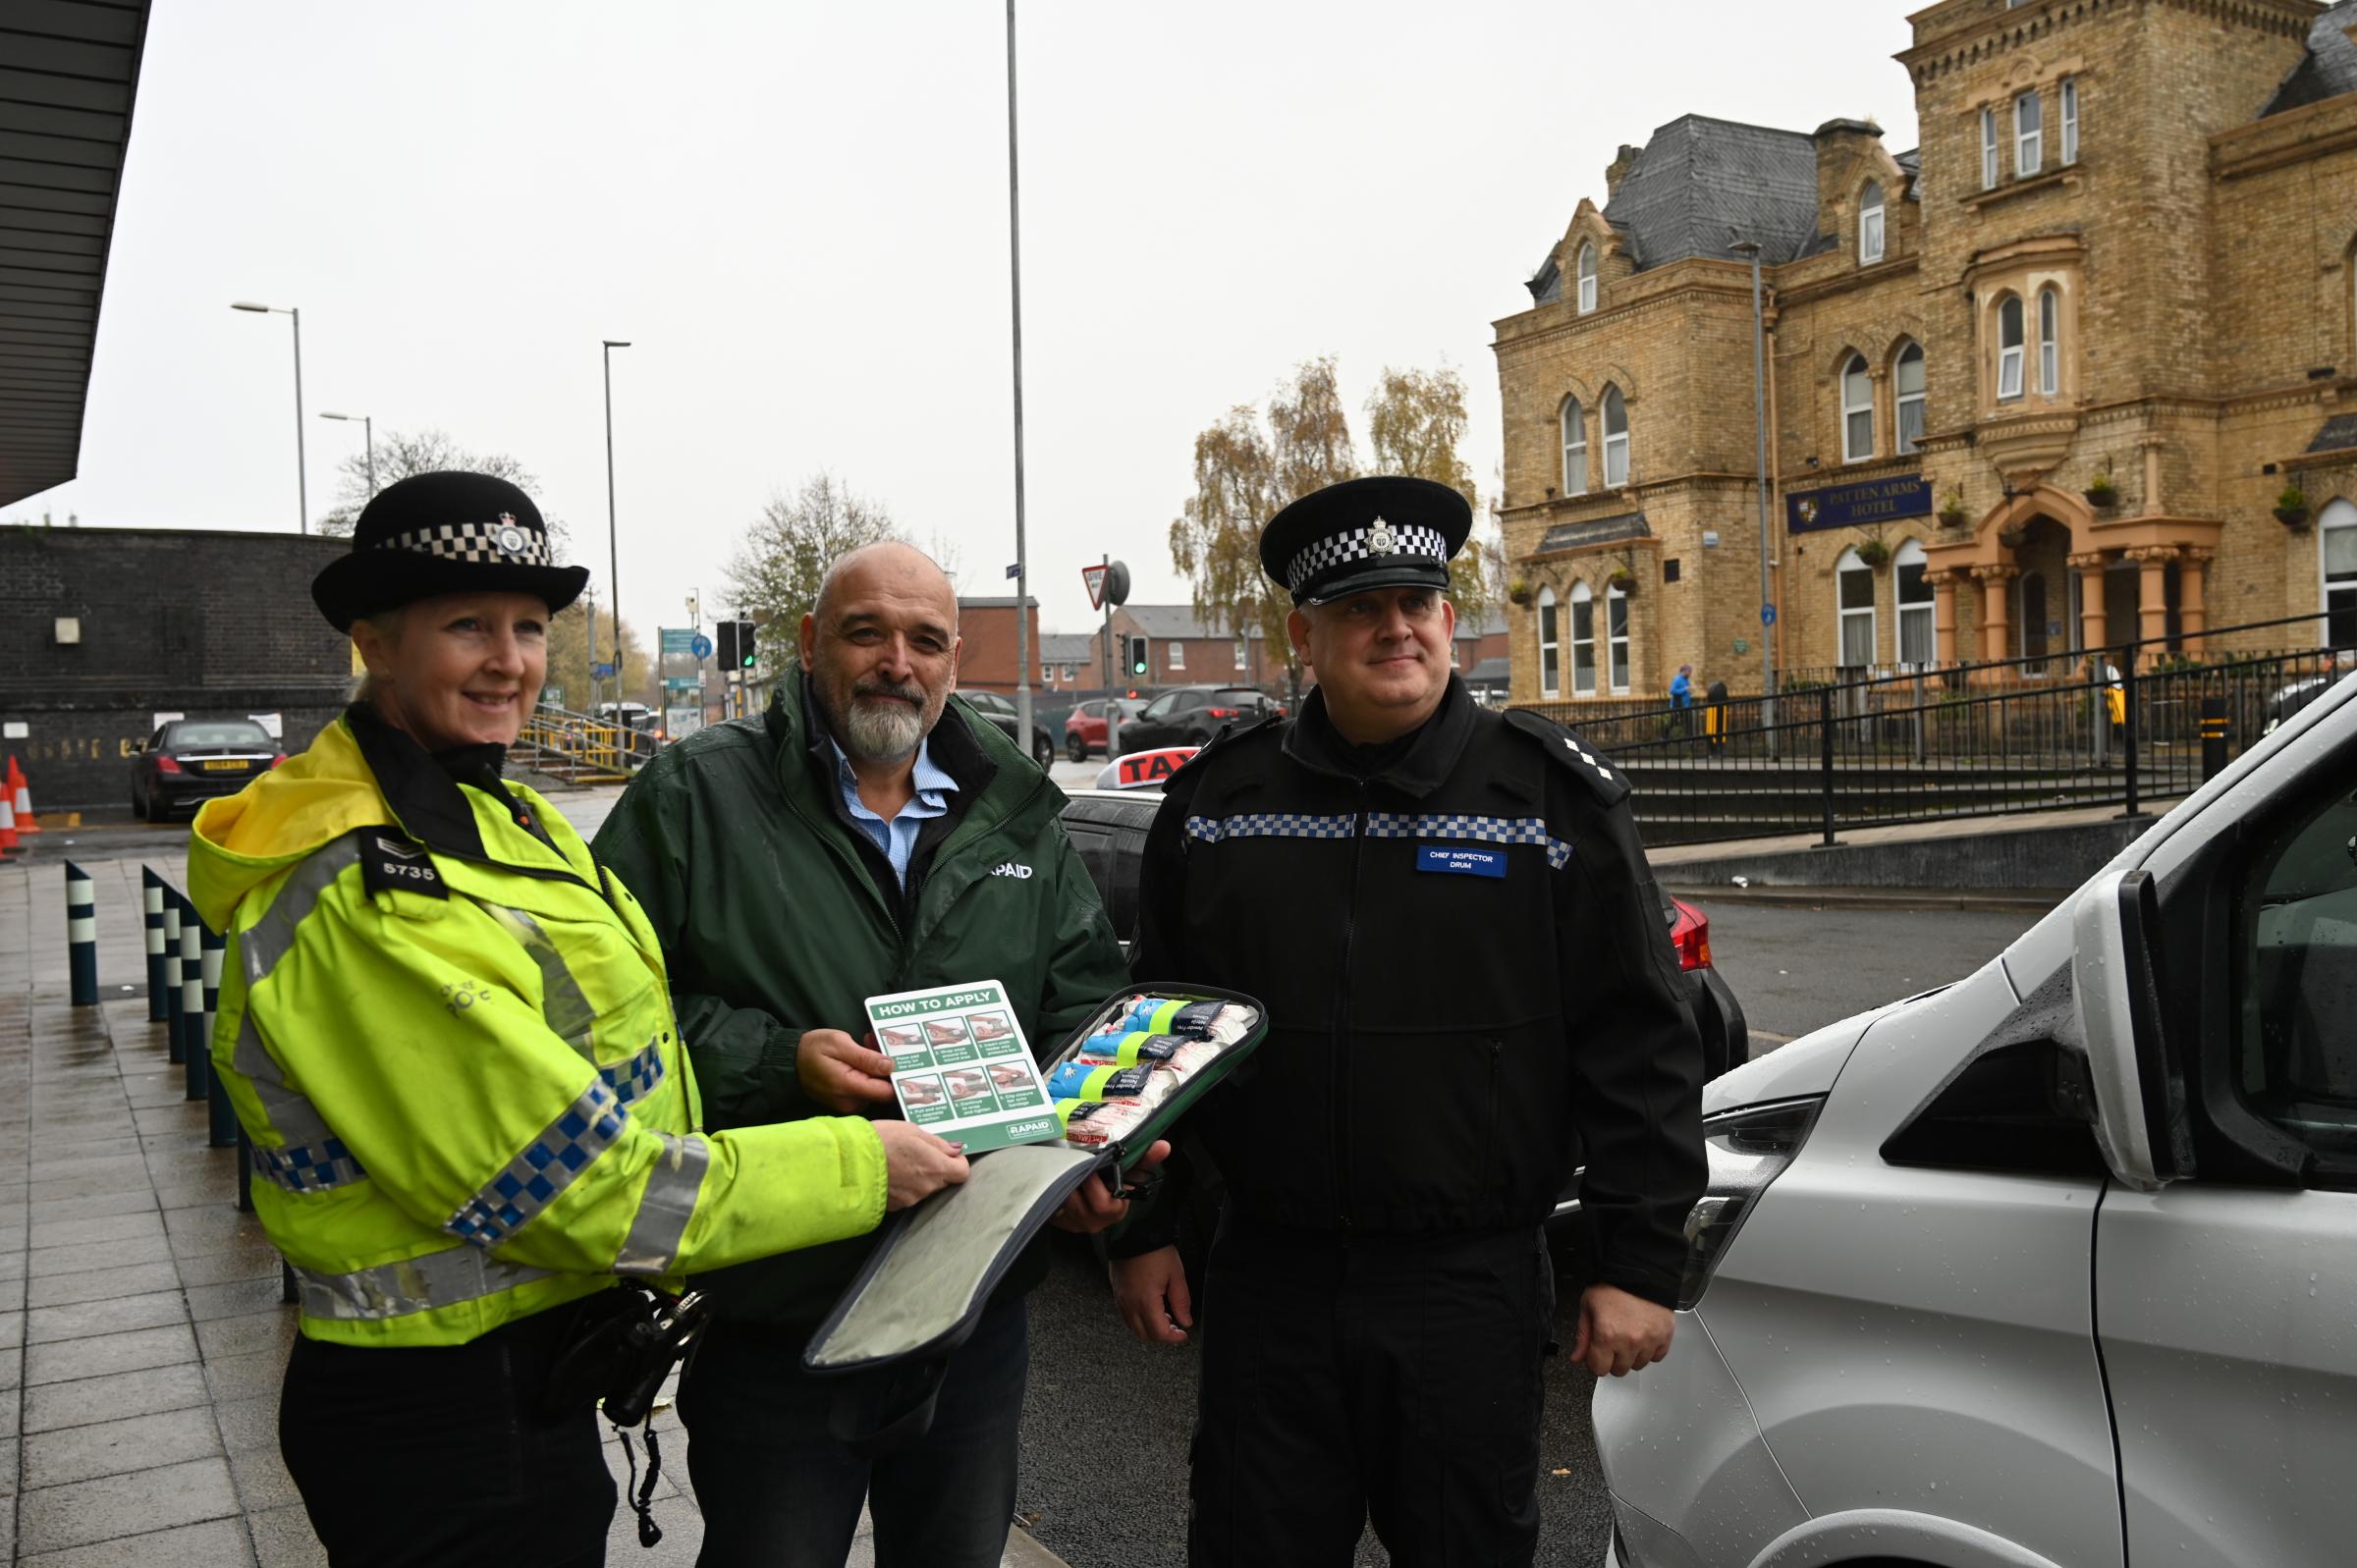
1109, 475, 1706, 1566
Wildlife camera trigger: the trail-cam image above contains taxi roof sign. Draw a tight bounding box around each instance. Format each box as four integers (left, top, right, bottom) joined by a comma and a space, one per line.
1094, 745, 1198, 791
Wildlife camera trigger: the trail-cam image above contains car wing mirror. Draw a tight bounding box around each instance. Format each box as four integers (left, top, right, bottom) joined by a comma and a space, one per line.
2070, 867, 2186, 1191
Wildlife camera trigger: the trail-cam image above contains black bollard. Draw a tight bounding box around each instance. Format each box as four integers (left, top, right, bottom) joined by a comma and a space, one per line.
202, 923, 237, 1147
2200, 694, 2229, 784
64, 861, 98, 1006
142, 868, 168, 1021
161, 892, 185, 1063
180, 895, 206, 1102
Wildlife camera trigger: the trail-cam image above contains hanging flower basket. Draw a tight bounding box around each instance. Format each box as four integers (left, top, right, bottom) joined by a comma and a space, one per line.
1855, 538, 1893, 569
2275, 505, 2312, 530
1507, 580, 1535, 607
1997, 524, 2029, 550
2083, 478, 2119, 510
1608, 569, 1639, 596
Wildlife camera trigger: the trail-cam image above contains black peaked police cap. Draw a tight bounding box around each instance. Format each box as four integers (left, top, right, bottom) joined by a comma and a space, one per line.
310, 471, 589, 631
1259, 475, 1471, 606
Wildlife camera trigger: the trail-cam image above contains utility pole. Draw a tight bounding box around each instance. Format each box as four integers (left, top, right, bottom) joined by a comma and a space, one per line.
1005, 0, 1034, 750
1736, 239, 1779, 746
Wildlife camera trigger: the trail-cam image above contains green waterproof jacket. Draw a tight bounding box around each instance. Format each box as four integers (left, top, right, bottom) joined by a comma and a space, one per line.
593, 676, 1129, 1326
190, 706, 891, 1347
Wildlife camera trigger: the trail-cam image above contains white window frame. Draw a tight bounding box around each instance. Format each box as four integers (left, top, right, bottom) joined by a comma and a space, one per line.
1836, 547, 1878, 669
1537, 587, 1561, 698
1981, 107, 2000, 190
1233, 640, 1247, 672
1840, 354, 1875, 463
1601, 386, 1629, 488
1894, 342, 1926, 456
2038, 287, 2060, 396
2323, 498, 2357, 647
1858, 181, 1885, 264
1895, 538, 1936, 667
1606, 585, 1630, 694
2015, 90, 2043, 178
1561, 398, 1587, 495
2059, 78, 2079, 165
1576, 243, 1598, 314
1998, 295, 2025, 402
1569, 582, 1596, 697
1168, 640, 1183, 671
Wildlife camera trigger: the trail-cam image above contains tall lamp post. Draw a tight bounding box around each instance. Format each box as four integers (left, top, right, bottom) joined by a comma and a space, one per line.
1731, 241, 1777, 739
318, 411, 374, 500
1004, 0, 1033, 747
231, 300, 306, 533
601, 340, 631, 721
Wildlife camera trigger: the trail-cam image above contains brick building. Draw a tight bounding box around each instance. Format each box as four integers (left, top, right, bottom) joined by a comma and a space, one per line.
1048, 605, 1508, 696
1495, 0, 2357, 707
0, 526, 352, 807
951, 596, 1044, 696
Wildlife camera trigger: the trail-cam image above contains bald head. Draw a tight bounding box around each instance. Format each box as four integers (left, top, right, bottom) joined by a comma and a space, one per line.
801, 540, 962, 764
813, 541, 957, 629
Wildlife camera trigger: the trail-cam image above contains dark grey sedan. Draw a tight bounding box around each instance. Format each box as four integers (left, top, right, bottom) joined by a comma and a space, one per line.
132, 719, 284, 822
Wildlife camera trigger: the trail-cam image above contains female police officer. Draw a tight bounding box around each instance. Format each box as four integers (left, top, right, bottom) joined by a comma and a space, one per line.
189, 471, 968, 1567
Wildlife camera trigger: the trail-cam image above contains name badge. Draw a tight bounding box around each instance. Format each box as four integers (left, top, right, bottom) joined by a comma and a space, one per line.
1417, 845, 1505, 879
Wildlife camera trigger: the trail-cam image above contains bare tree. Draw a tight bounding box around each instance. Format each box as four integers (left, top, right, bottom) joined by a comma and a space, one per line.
1170, 405, 1292, 689
318, 428, 570, 561
1365, 365, 1496, 621
723, 474, 904, 661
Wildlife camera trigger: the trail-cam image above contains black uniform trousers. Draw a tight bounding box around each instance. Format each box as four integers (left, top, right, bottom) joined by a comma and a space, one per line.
1189, 1217, 1556, 1568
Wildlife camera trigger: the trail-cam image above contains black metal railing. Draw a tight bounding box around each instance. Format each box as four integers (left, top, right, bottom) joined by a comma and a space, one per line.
1514, 615, 2355, 847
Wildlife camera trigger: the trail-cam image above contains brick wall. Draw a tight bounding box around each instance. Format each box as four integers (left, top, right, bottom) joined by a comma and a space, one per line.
953, 600, 1043, 694
0, 527, 353, 807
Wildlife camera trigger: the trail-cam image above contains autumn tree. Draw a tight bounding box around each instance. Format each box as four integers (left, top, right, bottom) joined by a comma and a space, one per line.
1364, 366, 1497, 621
724, 474, 903, 667
317, 429, 569, 560
542, 601, 650, 713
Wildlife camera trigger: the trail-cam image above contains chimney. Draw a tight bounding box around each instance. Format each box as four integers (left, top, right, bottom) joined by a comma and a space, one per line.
1604, 143, 1642, 199
1811, 117, 1884, 232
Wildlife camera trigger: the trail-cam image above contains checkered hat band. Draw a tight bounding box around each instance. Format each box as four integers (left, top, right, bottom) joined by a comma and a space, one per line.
1285, 523, 1450, 595
373, 519, 551, 568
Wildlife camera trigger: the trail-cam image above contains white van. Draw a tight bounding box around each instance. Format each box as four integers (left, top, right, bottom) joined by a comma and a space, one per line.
1597, 667, 2356, 1568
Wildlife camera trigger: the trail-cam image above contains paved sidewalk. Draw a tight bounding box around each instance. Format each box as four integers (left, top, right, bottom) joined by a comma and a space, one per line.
0, 854, 1065, 1567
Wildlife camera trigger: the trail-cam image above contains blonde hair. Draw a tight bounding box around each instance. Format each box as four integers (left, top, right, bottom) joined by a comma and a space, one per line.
350, 608, 409, 705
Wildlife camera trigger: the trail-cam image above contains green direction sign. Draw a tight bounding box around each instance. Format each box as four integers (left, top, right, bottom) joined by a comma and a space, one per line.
663, 676, 700, 692
659, 627, 695, 655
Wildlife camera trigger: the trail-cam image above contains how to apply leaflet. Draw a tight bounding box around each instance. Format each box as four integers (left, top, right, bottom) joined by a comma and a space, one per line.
866, 980, 1060, 1155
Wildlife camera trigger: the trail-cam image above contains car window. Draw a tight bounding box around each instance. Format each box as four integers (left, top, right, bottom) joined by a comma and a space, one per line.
1141, 693, 1180, 720
2237, 782, 2357, 1162
169, 723, 274, 749
966, 692, 1012, 716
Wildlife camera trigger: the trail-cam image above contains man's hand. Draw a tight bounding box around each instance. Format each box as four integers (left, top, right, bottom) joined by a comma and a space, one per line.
1110, 1243, 1193, 1345
1049, 1140, 1170, 1235
797, 1028, 898, 1114
1570, 1283, 1674, 1377
874, 1120, 969, 1211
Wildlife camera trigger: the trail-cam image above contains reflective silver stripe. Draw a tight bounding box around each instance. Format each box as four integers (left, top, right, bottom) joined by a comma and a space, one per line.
614, 1133, 710, 1277
294, 1245, 554, 1322
443, 1082, 626, 1250
484, 904, 597, 1053
231, 1010, 337, 1150
241, 831, 370, 988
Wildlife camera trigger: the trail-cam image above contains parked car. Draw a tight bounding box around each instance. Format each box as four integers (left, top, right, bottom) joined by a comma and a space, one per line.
2260, 659, 2352, 734
1064, 697, 1150, 762
1594, 668, 2357, 1567
132, 718, 285, 822
958, 690, 1057, 769
1114, 686, 1285, 753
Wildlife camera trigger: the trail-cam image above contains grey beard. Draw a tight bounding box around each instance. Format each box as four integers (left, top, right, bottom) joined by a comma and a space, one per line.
837, 696, 927, 762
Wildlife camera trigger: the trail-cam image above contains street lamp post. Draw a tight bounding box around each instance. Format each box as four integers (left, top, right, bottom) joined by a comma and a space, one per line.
602, 340, 630, 721
1005, 0, 1033, 748
318, 411, 374, 500
231, 300, 306, 533
1731, 241, 1778, 744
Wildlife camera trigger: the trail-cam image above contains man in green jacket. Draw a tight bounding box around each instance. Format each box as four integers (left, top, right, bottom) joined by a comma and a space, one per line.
594, 543, 1133, 1568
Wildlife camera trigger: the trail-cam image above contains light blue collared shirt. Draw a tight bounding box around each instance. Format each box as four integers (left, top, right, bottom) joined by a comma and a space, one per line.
830, 736, 959, 890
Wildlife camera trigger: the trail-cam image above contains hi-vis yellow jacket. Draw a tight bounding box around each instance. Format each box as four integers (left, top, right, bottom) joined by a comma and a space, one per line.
191, 707, 888, 1347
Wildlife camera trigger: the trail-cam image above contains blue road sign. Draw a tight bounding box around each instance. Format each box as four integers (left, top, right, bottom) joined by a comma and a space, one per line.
591, 661, 618, 679
1760, 605, 1778, 627
690, 633, 713, 661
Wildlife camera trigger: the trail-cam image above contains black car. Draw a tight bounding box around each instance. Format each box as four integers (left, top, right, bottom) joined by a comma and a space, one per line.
132, 718, 286, 822
1114, 686, 1285, 753
959, 690, 1058, 769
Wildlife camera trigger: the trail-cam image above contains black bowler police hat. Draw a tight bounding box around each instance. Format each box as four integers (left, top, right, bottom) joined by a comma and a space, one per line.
310, 471, 589, 631
1259, 475, 1471, 606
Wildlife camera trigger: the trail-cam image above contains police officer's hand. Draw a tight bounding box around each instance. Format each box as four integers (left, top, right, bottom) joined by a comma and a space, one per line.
1110, 1243, 1193, 1345
875, 1120, 968, 1211
798, 1028, 898, 1114
1049, 1139, 1170, 1235
1572, 1283, 1673, 1377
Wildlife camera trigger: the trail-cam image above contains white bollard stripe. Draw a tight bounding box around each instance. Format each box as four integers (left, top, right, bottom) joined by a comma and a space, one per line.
68, 916, 95, 943
146, 930, 165, 954
68, 893, 92, 914
144, 889, 162, 915
183, 979, 202, 1010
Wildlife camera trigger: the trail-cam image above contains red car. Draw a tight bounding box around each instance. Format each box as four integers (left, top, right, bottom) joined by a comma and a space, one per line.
1063, 697, 1149, 762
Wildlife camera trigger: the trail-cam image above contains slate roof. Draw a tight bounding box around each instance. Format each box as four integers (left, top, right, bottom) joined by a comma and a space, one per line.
1123, 604, 1244, 639
1600, 115, 1831, 273
1040, 633, 1094, 662
2307, 413, 2357, 455
2264, 0, 2357, 118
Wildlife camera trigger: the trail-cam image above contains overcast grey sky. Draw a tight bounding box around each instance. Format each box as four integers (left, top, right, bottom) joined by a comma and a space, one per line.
17, 0, 1919, 639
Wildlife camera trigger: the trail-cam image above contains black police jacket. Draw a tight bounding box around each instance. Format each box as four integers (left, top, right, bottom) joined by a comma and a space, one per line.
1124, 676, 1707, 1307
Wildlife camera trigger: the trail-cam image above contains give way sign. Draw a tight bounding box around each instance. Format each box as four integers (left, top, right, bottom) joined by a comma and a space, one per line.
1082, 564, 1110, 611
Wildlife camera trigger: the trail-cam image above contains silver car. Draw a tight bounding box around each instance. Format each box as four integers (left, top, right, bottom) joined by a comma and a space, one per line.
1598, 663, 2357, 1566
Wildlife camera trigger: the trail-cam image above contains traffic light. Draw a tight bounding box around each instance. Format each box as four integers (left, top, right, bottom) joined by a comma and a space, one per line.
737, 620, 758, 670
1126, 634, 1148, 677
715, 621, 740, 670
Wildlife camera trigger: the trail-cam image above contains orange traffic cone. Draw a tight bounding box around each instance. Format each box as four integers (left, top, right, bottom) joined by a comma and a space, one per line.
8, 756, 38, 834
0, 790, 17, 856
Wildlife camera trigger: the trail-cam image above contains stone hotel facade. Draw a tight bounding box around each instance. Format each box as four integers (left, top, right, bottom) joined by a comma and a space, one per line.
1494, 0, 2357, 705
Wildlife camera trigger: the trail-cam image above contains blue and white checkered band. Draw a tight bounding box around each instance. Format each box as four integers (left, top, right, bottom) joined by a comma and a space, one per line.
1183, 812, 1358, 844
597, 1040, 667, 1107
1285, 518, 1452, 596
373, 514, 550, 568
1365, 811, 1574, 870
251, 1133, 367, 1194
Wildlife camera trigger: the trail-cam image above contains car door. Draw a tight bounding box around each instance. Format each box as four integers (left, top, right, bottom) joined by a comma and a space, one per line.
2093, 684, 2357, 1565
1125, 691, 1183, 751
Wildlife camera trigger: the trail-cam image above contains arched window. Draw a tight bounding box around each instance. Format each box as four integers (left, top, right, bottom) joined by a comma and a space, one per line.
2324, 498, 2357, 647
1894, 342, 1927, 456
1569, 582, 1597, 696
2037, 287, 2060, 396
2015, 89, 2043, 176
1858, 181, 1886, 264
1560, 398, 1587, 495
1606, 584, 1630, 693
1576, 243, 1598, 314
1895, 539, 1936, 666
1840, 354, 1875, 462
1836, 547, 1877, 668
2059, 77, 2079, 164
1537, 587, 1562, 698
1601, 386, 1629, 487
1998, 295, 2025, 401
